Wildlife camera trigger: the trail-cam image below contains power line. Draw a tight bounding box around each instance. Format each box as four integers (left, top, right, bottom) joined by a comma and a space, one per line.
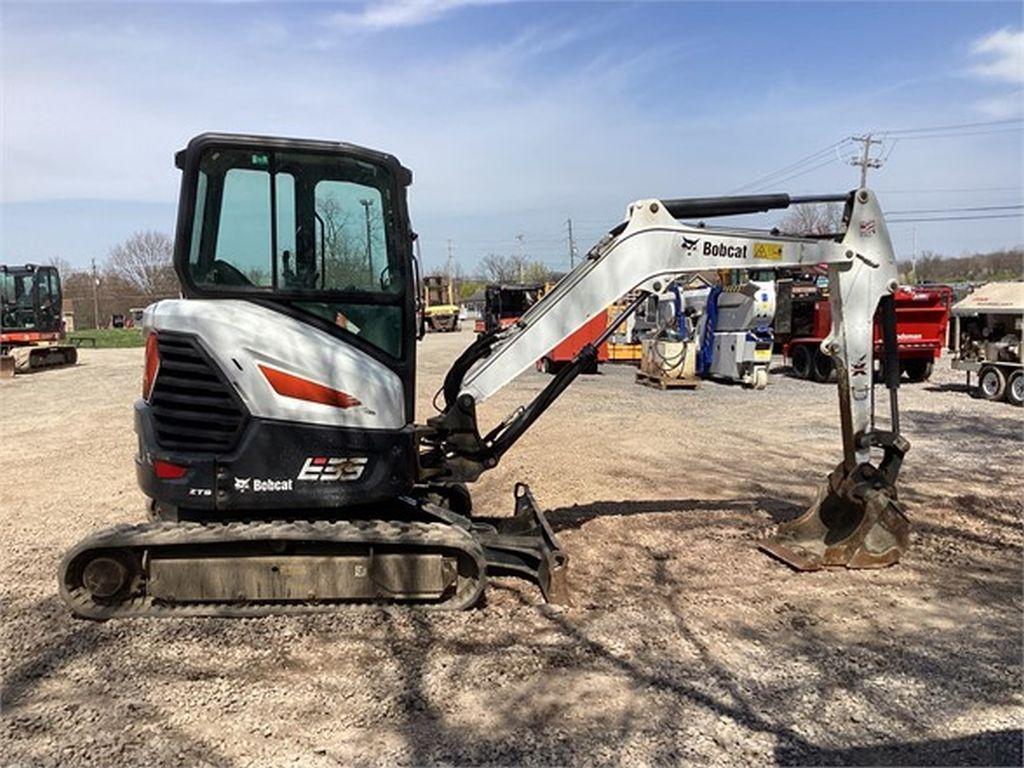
878, 117, 1023, 135
894, 127, 1022, 141
887, 212, 1024, 223
752, 155, 843, 191
728, 139, 851, 194
886, 204, 1023, 215
732, 118, 1022, 197
876, 186, 1022, 194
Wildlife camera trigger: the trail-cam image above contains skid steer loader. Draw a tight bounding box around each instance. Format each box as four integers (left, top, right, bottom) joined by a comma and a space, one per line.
59, 133, 910, 618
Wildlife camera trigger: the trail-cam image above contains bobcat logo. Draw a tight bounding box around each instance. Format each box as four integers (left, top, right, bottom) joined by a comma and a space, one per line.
681, 237, 700, 252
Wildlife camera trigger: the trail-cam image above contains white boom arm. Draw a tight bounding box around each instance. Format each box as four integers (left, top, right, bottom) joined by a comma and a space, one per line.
459, 189, 897, 467
427, 189, 909, 571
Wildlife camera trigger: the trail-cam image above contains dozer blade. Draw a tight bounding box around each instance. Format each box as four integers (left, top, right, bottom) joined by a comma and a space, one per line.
760, 461, 910, 571
11, 344, 77, 373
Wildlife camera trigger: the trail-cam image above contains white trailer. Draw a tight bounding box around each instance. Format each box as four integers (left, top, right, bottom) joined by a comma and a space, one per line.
949, 282, 1023, 407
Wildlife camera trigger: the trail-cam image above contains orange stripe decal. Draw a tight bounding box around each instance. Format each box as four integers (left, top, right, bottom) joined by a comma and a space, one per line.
258, 365, 362, 409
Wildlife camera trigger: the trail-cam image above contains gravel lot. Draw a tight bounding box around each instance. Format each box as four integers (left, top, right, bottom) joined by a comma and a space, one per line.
2, 330, 1021, 767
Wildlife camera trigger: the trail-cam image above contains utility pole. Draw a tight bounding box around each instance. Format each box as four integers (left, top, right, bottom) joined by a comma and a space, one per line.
445, 239, 455, 304
515, 234, 525, 282
359, 199, 374, 274
911, 225, 918, 285
849, 134, 884, 187
566, 217, 578, 269
91, 257, 100, 330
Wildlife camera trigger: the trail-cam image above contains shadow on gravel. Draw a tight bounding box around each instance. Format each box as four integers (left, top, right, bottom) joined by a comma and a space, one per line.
775, 728, 1024, 767
550, 498, 751, 531
901, 409, 1022, 443
546, 496, 804, 532
2, 596, 235, 766
924, 381, 977, 396
1, 599, 104, 711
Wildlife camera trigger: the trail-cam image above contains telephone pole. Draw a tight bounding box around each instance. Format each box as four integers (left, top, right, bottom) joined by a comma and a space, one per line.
515, 234, 525, 282
91, 257, 100, 330
445, 239, 454, 280
566, 217, 578, 269
911, 225, 918, 284
849, 134, 884, 187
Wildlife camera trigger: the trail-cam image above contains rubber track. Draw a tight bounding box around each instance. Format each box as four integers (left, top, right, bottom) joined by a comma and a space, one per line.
59, 519, 487, 619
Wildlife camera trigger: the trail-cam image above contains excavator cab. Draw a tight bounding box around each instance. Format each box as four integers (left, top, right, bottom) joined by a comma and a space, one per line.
172, 133, 418, 394
0, 264, 63, 335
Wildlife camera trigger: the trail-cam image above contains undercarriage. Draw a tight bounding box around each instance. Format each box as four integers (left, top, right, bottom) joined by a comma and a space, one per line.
60, 485, 567, 618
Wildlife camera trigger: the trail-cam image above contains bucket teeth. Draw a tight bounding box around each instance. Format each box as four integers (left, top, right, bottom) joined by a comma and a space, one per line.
760, 462, 910, 571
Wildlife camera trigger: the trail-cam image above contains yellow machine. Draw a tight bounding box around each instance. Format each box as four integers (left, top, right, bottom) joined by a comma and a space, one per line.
421, 275, 461, 332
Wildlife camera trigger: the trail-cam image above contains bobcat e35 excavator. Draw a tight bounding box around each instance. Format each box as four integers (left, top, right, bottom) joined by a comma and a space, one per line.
59, 133, 910, 618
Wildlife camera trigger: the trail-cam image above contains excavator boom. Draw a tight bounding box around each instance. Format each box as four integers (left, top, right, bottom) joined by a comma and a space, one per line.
424, 188, 909, 571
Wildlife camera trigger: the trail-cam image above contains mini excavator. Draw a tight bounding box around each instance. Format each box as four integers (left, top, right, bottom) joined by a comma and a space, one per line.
1, 264, 77, 375
59, 133, 910, 618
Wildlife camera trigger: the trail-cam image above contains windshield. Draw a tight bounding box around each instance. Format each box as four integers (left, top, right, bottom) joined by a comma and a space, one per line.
2, 268, 60, 332
185, 147, 407, 357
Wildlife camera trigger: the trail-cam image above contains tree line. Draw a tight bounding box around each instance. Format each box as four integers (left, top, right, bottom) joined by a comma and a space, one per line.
50, 213, 1023, 329
50, 231, 178, 330
779, 204, 1022, 284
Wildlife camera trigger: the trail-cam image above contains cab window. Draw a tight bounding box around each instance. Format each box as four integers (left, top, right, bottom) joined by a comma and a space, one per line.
185, 147, 406, 358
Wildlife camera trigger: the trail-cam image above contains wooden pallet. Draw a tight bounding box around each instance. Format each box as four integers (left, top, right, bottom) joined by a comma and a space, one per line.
635, 370, 700, 390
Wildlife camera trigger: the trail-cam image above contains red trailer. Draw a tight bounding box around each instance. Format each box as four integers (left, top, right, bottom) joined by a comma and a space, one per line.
537, 311, 610, 374
782, 284, 952, 382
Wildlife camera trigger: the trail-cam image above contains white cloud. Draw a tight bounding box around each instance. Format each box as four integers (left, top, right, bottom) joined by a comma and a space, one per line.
324, 0, 498, 31
969, 27, 1024, 84
974, 90, 1024, 118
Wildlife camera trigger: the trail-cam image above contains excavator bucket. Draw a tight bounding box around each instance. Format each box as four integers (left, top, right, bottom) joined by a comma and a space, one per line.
760, 459, 910, 571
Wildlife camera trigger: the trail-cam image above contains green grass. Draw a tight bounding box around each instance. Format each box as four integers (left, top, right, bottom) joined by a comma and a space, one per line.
68, 328, 145, 348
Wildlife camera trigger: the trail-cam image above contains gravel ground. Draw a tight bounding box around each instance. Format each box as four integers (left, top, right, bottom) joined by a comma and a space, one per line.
2, 331, 1021, 767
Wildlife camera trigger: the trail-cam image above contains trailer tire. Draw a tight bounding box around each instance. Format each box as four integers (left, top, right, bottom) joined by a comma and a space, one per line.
811, 350, 834, 383
1006, 370, 1024, 407
978, 365, 1007, 401
902, 359, 933, 383
791, 345, 813, 379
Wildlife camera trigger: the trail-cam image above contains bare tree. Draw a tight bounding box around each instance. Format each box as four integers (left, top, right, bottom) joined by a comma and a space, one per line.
315, 194, 387, 290
480, 254, 515, 283
105, 231, 178, 296
779, 203, 843, 236
895, 248, 1024, 284
520, 259, 552, 284
45, 256, 75, 277
480, 253, 551, 284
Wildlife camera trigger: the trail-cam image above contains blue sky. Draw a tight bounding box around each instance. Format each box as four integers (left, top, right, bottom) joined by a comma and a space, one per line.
1, 0, 1022, 273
